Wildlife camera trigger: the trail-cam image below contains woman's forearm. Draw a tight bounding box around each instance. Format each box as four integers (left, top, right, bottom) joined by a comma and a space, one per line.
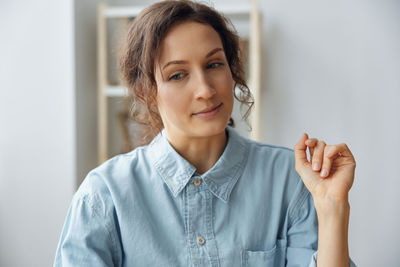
315, 197, 350, 267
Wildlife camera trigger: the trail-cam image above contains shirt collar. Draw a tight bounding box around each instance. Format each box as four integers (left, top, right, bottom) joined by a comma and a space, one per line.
147, 126, 248, 203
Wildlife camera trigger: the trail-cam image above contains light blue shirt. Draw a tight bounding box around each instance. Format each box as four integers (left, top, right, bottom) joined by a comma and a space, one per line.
54, 127, 356, 266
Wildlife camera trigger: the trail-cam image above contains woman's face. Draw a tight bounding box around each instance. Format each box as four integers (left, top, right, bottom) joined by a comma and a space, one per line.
154, 21, 234, 140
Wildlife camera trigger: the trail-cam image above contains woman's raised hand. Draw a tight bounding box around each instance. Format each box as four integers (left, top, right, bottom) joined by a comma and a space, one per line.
294, 133, 356, 202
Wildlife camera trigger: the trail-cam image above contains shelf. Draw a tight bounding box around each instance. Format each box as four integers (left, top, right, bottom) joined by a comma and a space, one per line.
104, 85, 127, 97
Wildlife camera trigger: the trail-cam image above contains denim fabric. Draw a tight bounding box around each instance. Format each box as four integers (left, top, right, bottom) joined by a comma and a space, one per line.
54, 127, 356, 267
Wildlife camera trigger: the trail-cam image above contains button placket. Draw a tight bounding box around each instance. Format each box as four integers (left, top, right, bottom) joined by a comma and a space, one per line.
186, 176, 220, 266
186, 178, 206, 264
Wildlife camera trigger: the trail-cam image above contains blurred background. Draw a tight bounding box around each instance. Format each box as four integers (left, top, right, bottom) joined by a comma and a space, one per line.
1, 0, 399, 266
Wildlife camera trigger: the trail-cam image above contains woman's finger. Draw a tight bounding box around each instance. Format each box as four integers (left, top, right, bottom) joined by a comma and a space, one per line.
326, 143, 355, 161
294, 133, 309, 174
320, 143, 355, 177
305, 138, 318, 146
305, 138, 317, 159
311, 140, 326, 172
320, 145, 336, 178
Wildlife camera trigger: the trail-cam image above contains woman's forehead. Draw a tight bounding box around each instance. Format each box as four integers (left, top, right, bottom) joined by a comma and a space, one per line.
157, 21, 224, 64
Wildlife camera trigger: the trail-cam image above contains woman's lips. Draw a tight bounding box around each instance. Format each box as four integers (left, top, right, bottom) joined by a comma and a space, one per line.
193, 103, 223, 118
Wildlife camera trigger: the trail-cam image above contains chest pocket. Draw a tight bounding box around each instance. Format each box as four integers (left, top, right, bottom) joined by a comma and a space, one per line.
241, 239, 286, 267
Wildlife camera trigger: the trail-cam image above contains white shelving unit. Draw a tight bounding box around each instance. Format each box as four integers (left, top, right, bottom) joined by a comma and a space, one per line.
97, 1, 262, 163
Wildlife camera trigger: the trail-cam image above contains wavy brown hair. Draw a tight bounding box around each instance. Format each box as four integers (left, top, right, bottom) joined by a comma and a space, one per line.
119, 0, 254, 144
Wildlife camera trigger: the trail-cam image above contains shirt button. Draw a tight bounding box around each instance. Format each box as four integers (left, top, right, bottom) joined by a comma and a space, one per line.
197, 236, 205, 246
193, 178, 201, 186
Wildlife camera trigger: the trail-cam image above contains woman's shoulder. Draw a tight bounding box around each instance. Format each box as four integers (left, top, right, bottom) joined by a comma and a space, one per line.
96, 145, 150, 175
74, 145, 152, 201
237, 134, 295, 164
236, 132, 305, 197
228, 127, 295, 160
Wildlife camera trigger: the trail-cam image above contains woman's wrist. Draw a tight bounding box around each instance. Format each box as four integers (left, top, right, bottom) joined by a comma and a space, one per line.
313, 196, 350, 221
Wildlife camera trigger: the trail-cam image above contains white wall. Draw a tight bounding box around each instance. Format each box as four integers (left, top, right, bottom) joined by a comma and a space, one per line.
0, 0, 75, 266
75, 0, 108, 187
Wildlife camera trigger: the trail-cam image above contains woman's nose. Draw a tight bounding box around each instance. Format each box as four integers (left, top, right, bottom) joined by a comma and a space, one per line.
194, 71, 216, 99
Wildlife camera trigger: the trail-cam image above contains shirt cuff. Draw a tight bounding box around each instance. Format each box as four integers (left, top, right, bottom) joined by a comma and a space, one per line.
310, 251, 357, 267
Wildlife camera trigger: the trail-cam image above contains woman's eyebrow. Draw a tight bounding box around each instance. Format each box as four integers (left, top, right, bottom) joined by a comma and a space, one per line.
205, 47, 223, 58
162, 60, 187, 70
162, 47, 224, 71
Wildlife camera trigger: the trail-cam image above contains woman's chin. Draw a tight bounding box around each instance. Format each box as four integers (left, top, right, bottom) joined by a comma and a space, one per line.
189, 120, 229, 138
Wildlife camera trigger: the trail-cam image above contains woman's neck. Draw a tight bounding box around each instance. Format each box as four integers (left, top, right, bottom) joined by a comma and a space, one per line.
165, 129, 228, 174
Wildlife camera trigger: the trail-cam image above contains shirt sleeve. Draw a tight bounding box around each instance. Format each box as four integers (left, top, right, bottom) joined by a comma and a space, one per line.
53, 190, 122, 267
309, 251, 357, 267
286, 178, 357, 267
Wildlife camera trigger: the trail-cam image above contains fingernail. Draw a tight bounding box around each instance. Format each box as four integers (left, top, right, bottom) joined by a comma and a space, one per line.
321, 169, 328, 177
313, 163, 319, 170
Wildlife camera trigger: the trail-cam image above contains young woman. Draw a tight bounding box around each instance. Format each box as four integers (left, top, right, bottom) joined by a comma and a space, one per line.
54, 1, 356, 266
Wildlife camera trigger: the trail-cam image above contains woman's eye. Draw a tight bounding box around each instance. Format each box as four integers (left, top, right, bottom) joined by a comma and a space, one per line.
207, 62, 223, 69
168, 73, 185, 81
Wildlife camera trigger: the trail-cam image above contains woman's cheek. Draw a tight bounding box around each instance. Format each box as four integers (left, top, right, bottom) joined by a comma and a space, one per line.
164, 87, 188, 114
